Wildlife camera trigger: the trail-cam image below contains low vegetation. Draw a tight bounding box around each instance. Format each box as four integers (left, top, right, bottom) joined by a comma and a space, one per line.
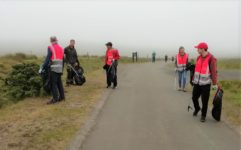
0, 53, 149, 150
217, 58, 240, 70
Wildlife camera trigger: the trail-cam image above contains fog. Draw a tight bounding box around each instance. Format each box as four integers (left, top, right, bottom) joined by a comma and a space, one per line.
0, 0, 240, 58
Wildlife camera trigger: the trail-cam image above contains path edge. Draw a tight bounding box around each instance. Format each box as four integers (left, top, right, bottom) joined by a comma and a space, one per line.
66, 89, 111, 150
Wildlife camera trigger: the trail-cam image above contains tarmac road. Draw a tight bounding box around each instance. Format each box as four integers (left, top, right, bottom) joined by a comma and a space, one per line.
81, 63, 240, 150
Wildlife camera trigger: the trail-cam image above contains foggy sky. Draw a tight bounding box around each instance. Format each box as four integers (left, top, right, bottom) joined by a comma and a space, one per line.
0, 0, 240, 58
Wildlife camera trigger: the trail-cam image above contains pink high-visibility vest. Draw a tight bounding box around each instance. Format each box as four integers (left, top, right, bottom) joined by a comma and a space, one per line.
176, 53, 188, 71
192, 55, 212, 85
48, 44, 64, 73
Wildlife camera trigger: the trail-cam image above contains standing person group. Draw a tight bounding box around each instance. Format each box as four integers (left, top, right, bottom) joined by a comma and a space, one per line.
175, 42, 218, 123
103, 42, 120, 89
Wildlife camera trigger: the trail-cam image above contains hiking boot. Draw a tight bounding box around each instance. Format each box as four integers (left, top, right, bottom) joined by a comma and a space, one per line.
193, 108, 200, 116
112, 86, 117, 89
200, 116, 206, 122
183, 88, 187, 92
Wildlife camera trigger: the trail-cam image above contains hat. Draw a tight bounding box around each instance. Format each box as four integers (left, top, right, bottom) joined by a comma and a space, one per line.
194, 42, 208, 49
105, 42, 112, 46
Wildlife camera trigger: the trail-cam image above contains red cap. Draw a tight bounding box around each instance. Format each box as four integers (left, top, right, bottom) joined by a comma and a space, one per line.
194, 42, 208, 49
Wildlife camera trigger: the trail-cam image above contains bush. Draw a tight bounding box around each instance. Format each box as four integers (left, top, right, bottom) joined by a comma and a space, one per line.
5, 63, 42, 101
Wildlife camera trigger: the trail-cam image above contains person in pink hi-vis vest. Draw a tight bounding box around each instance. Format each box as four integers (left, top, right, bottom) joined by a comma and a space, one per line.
175, 46, 189, 92
41, 36, 65, 104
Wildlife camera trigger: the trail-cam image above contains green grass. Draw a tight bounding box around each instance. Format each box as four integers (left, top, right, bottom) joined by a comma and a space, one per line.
0, 53, 149, 150
219, 80, 241, 107
217, 58, 241, 70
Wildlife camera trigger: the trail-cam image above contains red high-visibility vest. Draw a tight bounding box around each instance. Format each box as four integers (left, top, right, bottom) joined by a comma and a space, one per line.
105, 49, 114, 65
48, 44, 64, 73
176, 53, 188, 71
192, 54, 212, 85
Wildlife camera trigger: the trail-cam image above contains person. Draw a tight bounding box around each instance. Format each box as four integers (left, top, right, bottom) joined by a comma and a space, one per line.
40, 36, 65, 104
192, 42, 218, 122
165, 55, 168, 63
175, 46, 188, 91
152, 51, 156, 63
171, 56, 175, 62
104, 42, 120, 89
64, 39, 79, 86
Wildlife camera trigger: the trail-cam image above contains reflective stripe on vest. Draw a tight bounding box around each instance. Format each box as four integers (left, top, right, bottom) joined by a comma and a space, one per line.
106, 50, 114, 65
49, 44, 64, 73
192, 55, 212, 85
176, 53, 188, 71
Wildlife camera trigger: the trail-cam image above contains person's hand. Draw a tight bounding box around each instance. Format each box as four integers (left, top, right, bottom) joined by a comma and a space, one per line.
38, 68, 43, 74
74, 62, 78, 67
212, 85, 218, 90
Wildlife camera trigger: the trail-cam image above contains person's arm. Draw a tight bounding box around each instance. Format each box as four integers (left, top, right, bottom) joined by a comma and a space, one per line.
42, 48, 52, 70
210, 56, 217, 85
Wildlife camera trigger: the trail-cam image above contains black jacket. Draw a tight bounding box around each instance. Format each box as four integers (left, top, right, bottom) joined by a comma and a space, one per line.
64, 46, 79, 65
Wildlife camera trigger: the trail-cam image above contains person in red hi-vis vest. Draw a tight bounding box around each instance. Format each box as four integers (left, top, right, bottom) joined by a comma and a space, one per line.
175, 46, 188, 92
104, 42, 120, 89
41, 36, 65, 104
192, 42, 218, 122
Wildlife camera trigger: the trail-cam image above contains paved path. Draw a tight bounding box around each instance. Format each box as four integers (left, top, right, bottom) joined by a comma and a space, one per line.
81, 63, 240, 150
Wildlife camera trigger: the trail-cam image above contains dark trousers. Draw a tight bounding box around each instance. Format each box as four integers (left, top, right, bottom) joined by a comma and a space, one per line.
106, 62, 118, 87
66, 67, 74, 84
192, 84, 211, 117
50, 71, 65, 101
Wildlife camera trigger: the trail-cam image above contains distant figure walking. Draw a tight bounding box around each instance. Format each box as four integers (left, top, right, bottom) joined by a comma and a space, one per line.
165, 55, 168, 63
152, 52, 156, 63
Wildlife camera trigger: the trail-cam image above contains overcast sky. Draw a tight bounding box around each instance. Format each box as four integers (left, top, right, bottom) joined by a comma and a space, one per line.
0, 0, 240, 58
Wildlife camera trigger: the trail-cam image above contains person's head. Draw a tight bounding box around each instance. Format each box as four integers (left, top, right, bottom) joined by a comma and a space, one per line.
194, 42, 208, 55
50, 36, 58, 44
105, 42, 112, 50
69, 39, 75, 47
179, 46, 185, 56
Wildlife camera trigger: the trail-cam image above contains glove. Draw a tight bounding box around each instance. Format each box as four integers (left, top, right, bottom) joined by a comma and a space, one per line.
74, 62, 78, 67
212, 85, 218, 90
38, 68, 43, 74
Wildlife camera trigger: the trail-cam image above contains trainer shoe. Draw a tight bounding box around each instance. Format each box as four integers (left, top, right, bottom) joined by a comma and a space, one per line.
193, 108, 200, 116
200, 116, 206, 122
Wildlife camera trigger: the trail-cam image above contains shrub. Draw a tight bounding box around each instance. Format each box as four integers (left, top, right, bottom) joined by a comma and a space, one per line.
5, 63, 42, 101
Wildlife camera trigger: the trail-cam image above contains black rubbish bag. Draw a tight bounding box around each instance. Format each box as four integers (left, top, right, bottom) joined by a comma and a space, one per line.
212, 87, 224, 121
70, 65, 86, 86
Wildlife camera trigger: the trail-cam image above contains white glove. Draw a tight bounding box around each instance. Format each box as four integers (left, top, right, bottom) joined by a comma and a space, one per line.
212, 85, 218, 90
38, 68, 43, 74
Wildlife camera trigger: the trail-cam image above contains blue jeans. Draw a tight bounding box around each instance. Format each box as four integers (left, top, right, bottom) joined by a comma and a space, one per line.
178, 70, 187, 89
